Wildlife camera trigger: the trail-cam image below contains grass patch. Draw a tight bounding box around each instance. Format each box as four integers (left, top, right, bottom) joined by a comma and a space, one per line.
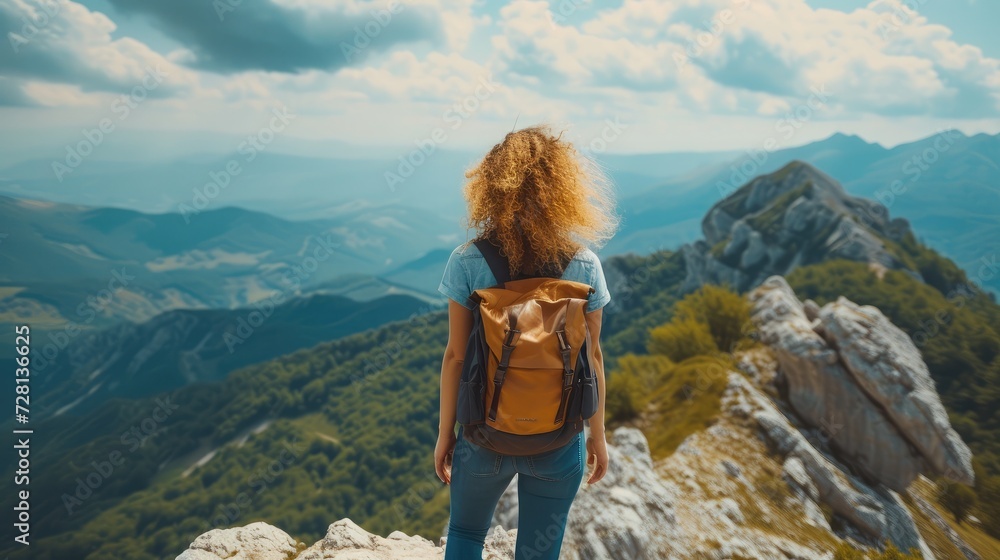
904, 478, 1000, 560
643, 354, 731, 459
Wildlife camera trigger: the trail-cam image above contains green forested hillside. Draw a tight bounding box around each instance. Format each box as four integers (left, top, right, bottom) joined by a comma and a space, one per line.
34, 292, 431, 416
3, 311, 449, 559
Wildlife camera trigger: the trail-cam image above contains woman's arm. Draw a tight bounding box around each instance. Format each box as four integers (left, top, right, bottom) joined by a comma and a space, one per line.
435, 300, 473, 484
584, 307, 609, 484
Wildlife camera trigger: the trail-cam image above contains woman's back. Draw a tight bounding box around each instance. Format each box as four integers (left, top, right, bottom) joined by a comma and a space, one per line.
437, 240, 612, 314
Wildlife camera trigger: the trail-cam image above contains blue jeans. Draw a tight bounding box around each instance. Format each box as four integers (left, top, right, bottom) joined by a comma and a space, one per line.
444, 425, 585, 560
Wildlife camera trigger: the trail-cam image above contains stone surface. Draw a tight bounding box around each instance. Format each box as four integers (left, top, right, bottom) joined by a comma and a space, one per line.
725, 373, 934, 559
176, 521, 300, 560
819, 297, 975, 484
680, 161, 917, 294
748, 275, 974, 491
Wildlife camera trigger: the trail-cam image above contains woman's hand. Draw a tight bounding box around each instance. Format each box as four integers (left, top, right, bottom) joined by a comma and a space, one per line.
585, 432, 609, 485
435, 430, 457, 485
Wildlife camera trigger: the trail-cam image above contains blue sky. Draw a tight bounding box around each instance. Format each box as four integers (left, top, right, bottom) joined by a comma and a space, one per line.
1, 0, 999, 162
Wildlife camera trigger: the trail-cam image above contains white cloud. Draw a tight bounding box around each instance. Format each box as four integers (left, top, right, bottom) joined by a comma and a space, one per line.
487, 0, 1000, 117
1, 0, 996, 149
0, 0, 201, 105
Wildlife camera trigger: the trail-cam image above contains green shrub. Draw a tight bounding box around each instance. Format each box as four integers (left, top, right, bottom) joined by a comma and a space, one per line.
938, 479, 978, 524
833, 541, 922, 560
606, 369, 642, 422
833, 542, 866, 560
648, 318, 718, 362
672, 284, 753, 353
644, 355, 730, 458
606, 354, 674, 423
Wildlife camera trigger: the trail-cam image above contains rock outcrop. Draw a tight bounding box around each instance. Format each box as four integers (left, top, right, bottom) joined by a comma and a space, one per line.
680, 161, 917, 293
727, 371, 933, 557
177, 517, 515, 560
747, 275, 974, 490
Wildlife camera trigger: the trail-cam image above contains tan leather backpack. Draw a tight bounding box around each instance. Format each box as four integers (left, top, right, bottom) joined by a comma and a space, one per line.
457, 236, 599, 456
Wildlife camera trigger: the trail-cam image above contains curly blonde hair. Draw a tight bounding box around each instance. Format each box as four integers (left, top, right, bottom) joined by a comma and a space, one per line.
461, 124, 620, 278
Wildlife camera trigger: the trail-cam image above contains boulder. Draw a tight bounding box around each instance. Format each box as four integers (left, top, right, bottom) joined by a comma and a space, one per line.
726, 373, 933, 558
748, 275, 974, 490
819, 297, 975, 484
176, 522, 300, 560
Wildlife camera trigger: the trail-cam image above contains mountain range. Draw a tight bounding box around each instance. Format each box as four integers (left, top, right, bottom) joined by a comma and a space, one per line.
4, 159, 1000, 559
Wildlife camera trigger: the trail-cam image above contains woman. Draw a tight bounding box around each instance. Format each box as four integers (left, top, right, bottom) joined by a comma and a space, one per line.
434, 125, 620, 559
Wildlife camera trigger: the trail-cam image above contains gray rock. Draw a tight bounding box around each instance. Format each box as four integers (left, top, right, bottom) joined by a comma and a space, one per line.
740, 230, 768, 269
176, 522, 299, 560
728, 373, 932, 557
682, 161, 919, 294
803, 299, 821, 321
749, 276, 928, 490
748, 276, 974, 491
721, 460, 742, 478
819, 298, 975, 485
723, 220, 752, 260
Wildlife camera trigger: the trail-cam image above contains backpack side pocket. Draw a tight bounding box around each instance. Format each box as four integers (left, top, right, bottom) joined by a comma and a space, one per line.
457, 308, 488, 424
578, 338, 599, 420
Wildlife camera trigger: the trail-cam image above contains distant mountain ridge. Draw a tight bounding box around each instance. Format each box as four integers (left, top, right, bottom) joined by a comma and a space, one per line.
33, 291, 431, 417
0, 195, 449, 335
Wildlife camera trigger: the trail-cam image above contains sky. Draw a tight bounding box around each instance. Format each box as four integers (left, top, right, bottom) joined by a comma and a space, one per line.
1, 0, 999, 162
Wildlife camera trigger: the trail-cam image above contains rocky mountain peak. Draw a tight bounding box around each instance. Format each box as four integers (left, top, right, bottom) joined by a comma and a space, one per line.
683, 161, 916, 293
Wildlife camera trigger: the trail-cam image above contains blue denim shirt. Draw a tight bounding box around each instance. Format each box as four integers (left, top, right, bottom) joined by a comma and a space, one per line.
437, 241, 612, 313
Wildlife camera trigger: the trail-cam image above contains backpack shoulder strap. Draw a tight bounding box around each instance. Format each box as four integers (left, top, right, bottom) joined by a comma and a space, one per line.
474, 237, 511, 284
